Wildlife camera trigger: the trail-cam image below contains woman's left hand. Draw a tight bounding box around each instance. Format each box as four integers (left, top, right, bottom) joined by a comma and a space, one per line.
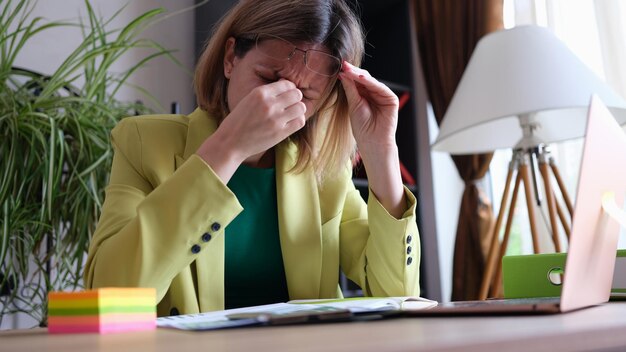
339, 61, 406, 218
339, 61, 399, 152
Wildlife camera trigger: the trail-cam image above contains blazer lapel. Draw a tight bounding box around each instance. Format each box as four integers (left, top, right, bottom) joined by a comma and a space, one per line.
276, 142, 323, 299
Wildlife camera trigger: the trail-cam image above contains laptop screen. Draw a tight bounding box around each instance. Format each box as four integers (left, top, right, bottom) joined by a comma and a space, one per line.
560, 95, 626, 312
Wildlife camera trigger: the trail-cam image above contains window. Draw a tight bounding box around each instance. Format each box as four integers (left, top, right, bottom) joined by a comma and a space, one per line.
491, 0, 626, 255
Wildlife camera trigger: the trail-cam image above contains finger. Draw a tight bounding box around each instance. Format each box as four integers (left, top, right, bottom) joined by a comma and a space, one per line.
341, 61, 394, 98
281, 102, 306, 134
275, 87, 303, 107
264, 79, 298, 96
282, 101, 307, 119
283, 114, 306, 134
341, 61, 372, 79
339, 72, 362, 108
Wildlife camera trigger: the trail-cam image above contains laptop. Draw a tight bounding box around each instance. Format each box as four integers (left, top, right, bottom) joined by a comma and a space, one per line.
412, 95, 626, 315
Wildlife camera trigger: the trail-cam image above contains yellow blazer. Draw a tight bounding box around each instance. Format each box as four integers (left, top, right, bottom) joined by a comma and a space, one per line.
84, 108, 420, 316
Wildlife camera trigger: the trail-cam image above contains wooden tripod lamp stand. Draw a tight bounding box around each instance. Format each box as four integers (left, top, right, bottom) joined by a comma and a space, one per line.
430, 25, 626, 300
478, 143, 574, 300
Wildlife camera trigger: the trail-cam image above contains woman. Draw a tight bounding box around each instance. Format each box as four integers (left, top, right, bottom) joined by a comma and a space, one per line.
84, 0, 420, 316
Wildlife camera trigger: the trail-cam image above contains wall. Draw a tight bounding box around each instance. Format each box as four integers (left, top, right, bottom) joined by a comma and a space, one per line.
13, 0, 196, 114
427, 105, 464, 302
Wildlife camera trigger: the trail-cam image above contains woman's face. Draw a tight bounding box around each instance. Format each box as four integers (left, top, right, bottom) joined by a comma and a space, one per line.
223, 36, 337, 118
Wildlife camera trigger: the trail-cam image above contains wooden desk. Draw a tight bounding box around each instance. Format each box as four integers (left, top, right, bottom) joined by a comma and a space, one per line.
3, 302, 626, 352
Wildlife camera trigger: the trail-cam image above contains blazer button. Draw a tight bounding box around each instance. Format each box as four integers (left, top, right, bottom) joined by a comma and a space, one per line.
201, 233, 212, 242
191, 244, 201, 254
407, 257, 413, 266
407, 246, 412, 255
406, 235, 412, 244
211, 222, 221, 232
170, 307, 180, 316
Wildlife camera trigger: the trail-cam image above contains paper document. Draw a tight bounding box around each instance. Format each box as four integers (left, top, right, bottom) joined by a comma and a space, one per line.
157, 297, 437, 331
288, 296, 437, 313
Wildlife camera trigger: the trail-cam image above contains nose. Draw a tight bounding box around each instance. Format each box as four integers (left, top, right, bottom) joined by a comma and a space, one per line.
280, 54, 316, 89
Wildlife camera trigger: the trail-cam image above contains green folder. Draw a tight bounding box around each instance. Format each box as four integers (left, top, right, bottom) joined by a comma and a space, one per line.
502, 249, 626, 298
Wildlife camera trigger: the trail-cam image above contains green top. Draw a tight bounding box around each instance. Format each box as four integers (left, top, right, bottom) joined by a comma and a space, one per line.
224, 164, 289, 309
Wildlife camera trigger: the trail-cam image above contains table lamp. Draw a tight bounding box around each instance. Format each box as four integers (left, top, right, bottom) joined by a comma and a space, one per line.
430, 25, 626, 299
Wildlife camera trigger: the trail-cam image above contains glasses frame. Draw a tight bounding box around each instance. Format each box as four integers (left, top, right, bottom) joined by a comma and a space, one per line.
247, 33, 342, 77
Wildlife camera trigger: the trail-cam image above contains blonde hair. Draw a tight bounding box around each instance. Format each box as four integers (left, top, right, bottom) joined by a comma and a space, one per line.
194, 0, 364, 182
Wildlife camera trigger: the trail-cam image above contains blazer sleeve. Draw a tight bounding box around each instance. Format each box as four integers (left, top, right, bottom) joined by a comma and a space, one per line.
338, 181, 421, 297
83, 118, 243, 302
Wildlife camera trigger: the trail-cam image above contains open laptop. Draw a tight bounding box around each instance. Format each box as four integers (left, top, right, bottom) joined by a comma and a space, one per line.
412, 95, 626, 315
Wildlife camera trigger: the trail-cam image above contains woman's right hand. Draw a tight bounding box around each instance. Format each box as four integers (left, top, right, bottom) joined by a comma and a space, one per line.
196, 79, 306, 182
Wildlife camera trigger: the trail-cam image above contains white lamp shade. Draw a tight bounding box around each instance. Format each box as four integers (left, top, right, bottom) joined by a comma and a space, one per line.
432, 25, 626, 154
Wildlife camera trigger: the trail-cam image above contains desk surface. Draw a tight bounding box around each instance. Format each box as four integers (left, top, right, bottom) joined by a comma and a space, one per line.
3, 302, 626, 352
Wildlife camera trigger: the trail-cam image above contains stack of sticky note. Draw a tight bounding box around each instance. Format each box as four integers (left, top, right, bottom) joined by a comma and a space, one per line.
48, 287, 157, 334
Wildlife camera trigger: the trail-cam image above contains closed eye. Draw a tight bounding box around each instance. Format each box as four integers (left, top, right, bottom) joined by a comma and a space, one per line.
259, 74, 279, 84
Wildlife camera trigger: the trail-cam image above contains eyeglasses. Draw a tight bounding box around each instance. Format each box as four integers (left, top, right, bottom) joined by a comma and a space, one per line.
248, 33, 342, 77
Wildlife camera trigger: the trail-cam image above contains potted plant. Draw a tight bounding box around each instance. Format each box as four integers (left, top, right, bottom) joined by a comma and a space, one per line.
0, 0, 180, 327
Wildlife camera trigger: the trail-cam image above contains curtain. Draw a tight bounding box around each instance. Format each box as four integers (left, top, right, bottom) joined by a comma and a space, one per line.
415, 0, 503, 300
595, 1, 626, 100
506, 0, 626, 250
511, 0, 626, 100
